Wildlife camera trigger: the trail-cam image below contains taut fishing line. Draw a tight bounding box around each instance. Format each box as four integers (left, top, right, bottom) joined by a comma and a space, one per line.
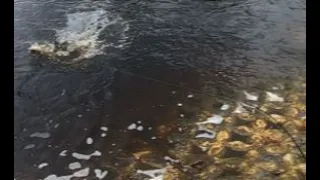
14, 65, 306, 161
112, 67, 306, 161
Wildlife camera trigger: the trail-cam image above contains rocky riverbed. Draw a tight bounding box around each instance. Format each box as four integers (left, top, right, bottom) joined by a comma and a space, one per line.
111, 77, 306, 180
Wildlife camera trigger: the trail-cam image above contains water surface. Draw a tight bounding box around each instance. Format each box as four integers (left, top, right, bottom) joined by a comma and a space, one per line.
14, 0, 305, 179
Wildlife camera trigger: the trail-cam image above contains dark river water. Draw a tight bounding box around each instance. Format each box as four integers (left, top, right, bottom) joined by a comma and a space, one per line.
14, 0, 305, 179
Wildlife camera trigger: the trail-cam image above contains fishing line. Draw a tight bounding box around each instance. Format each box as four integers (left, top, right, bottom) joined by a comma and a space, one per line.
14, 64, 306, 161
113, 67, 306, 161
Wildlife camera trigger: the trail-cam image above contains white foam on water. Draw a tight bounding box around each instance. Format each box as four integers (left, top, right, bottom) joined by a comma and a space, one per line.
233, 103, 248, 113
43, 167, 90, 180
38, 162, 49, 169
148, 127, 152, 130
24, 144, 35, 150
68, 162, 81, 170
86, 137, 93, 145
151, 136, 157, 140
55, 9, 128, 61
137, 125, 144, 131
137, 121, 142, 124
220, 104, 230, 110
59, 150, 67, 156
43, 174, 71, 180
197, 124, 211, 132
198, 115, 224, 125
73, 167, 90, 177
30, 7, 129, 64
128, 123, 137, 130
177, 103, 183, 107
243, 91, 259, 101
272, 86, 279, 90
266, 92, 284, 102
72, 151, 101, 160
101, 133, 106, 137
180, 114, 185, 118
150, 175, 164, 180
94, 169, 108, 179
61, 89, 66, 96
100, 126, 108, 131
77, 114, 83, 118
196, 124, 216, 135
195, 132, 216, 139
30, 132, 50, 139
54, 124, 60, 129
137, 168, 166, 178
164, 156, 179, 163
187, 94, 194, 98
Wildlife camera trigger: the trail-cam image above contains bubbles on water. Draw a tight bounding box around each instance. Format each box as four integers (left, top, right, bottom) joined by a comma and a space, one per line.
127, 123, 137, 130
38, 162, 49, 169
233, 103, 248, 113
29, 132, 51, 139
220, 104, 230, 110
195, 132, 216, 139
86, 137, 93, 145
23, 144, 35, 150
72, 151, 101, 160
100, 126, 108, 131
59, 150, 67, 157
44, 167, 90, 180
164, 156, 179, 163
244, 91, 259, 101
94, 169, 108, 179
54, 124, 60, 129
266, 91, 284, 102
137, 125, 144, 131
198, 115, 224, 125
187, 94, 194, 98
68, 162, 82, 170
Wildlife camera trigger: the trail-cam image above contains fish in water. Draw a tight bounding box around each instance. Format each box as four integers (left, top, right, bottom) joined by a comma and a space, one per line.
29, 40, 92, 63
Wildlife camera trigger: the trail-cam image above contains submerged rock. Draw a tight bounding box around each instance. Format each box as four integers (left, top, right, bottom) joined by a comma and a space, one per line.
237, 113, 256, 122
163, 165, 187, 180
283, 107, 299, 117
270, 114, 287, 124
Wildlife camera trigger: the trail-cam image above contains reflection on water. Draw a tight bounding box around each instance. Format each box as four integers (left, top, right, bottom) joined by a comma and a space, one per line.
14, 0, 305, 179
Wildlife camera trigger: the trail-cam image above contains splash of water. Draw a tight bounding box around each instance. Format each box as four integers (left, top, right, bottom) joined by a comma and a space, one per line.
29, 9, 129, 64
